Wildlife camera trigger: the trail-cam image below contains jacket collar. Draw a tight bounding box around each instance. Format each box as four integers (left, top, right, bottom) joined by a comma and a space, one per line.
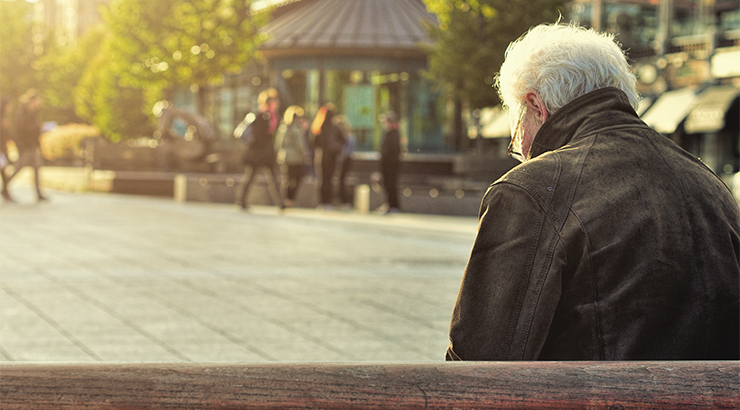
529, 87, 641, 159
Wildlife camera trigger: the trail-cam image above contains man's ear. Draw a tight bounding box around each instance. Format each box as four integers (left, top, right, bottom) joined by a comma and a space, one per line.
525, 92, 549, 122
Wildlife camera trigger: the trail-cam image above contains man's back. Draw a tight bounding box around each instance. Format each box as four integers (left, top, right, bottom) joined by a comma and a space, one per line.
447, 89, 740, 361
535, 93, 739, 359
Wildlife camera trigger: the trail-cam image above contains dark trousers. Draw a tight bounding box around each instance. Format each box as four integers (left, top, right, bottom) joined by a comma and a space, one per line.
382, 168, 399, 209
319, 150, 339, 205
285, 164, 304, 201
339, 158, 353, 204
236, 163, 283, 208
5, 148, 44, 198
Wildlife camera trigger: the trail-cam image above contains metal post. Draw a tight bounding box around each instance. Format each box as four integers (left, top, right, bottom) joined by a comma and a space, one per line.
591, 0, 602, 31
656, 0, 674, 57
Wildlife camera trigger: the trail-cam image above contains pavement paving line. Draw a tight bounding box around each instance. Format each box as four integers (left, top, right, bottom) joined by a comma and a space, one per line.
0, 283, 104, 362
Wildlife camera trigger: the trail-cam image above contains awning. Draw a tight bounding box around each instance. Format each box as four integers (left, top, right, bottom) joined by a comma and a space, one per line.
640, 88, 698, 134
684, 85, 740, 134
711, 48, 740, 79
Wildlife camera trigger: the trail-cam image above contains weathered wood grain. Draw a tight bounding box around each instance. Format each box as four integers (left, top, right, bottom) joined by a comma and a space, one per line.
1, 361, 737, 409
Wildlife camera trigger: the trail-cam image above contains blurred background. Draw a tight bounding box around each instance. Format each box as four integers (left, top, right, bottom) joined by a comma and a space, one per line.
1, 0, 739, 365
1, 0, 738, 213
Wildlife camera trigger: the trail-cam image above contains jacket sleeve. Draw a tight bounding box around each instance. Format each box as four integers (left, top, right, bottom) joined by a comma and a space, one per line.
446, 181, 564, 361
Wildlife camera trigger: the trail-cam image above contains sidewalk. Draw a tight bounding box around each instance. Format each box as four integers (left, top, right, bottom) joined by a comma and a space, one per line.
0, 185, 478, 363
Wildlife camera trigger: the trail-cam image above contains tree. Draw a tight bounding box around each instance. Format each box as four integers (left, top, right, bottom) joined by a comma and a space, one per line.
0, 0, 40, 102
36, 26, 107, 124
68, 0, 267, 141
74, 33, 153, 142
104, 0, 266, 112
423, 0, 566, 147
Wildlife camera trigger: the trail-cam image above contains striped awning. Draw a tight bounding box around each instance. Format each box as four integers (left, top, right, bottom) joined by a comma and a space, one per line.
684, 85, 740, 134
641, 88, 698, 134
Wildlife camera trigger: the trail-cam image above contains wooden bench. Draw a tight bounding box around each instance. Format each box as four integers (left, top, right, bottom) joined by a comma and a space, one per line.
1, 361, 737, 408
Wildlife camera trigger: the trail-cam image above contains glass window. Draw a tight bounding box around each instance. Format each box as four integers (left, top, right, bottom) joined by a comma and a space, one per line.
673, 0, 704, 37
271, 68, 446, 152
718, 6, 740, 32
202, 67, 447, 153
604, 2, 659, 53
567, 1, 659, 58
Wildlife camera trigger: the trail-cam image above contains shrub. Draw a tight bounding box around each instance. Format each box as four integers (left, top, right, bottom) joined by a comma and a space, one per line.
40, 123, 100, 161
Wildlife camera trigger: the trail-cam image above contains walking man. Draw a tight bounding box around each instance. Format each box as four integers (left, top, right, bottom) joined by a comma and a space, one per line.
235, 88, 284, 211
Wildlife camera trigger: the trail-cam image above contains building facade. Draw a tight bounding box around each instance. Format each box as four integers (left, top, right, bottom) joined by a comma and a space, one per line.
36, 0, 111, 47
476, 0, 739, 177
188, 0, 448, 154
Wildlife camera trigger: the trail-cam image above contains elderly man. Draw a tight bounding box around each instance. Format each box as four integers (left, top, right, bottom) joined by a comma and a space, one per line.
446, 23, 739, 361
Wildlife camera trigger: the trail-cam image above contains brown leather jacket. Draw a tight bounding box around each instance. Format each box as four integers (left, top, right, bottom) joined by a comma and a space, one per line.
447, 88, 740, 361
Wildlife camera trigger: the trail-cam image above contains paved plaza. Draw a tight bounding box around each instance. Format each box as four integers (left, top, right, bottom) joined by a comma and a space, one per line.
0, 185, 479, 363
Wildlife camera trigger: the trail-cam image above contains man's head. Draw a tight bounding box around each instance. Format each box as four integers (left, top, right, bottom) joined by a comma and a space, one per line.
258, 88, 279, 112
496, 23, 639, 161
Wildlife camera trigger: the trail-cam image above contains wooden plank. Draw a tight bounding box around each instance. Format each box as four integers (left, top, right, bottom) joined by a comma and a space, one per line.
1, 361, 737, 409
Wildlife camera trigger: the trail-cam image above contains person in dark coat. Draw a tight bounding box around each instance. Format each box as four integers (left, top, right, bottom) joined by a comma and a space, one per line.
446, 23, 739, 361
311, 104, 346, 209
379, 111, 401, 214
235, 88, 284, 211
4, 90, 47, 202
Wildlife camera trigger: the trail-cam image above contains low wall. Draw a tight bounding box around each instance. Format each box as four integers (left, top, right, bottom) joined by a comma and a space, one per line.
10, 166, 115, 193
19, 167, 486, 216
174, 173, 485, 215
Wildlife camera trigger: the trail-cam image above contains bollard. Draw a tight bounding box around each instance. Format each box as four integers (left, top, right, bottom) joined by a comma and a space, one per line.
354, 184, 370, 213
173, 174, 188, 203
83, 164, 93, 192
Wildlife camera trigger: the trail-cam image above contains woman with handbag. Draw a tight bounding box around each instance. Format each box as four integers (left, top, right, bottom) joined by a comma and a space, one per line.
235, 88, 284, 211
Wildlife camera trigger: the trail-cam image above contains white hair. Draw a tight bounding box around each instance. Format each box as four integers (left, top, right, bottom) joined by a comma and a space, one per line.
496, 23, 640, 117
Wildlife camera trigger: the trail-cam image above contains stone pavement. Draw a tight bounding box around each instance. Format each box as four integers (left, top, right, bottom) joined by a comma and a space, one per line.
0, 185, 479, 363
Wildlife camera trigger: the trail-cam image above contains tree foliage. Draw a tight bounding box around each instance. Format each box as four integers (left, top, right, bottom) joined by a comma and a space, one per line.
104, 0, 265, 108
0, 0, 39, 103
36, 26, 106, 124
74, 33, 153, 142
67, 0, 267, 141
3, 0, 266, 142
423, 0, 566, 109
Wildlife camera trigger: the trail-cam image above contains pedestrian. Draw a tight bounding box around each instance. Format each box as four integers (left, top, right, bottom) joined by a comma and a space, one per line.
378, 111, 401, 214
334, 115, 355, 207
1, 97, 13, 201
4, 90, 47, 202
446, 23, 739, 361
235, 88, 284, 211
275, 105, 309, 206
310, 104, 346, 209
